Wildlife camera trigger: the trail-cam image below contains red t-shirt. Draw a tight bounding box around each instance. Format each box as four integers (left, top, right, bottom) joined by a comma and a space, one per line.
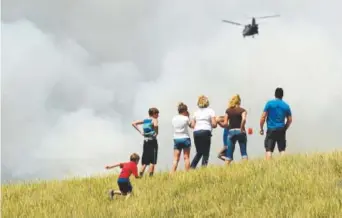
118, 161, 138, 179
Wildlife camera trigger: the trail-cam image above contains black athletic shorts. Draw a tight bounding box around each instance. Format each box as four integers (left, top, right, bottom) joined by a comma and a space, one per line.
264, 127, 286, 152
117, 178, 132, 195
141, 138, 158, 165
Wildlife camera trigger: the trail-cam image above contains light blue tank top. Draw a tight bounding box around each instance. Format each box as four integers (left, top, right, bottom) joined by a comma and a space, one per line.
142, 119, 156, 137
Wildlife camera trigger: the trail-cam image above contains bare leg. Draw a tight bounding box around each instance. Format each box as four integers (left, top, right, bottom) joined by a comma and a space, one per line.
140, 164, 147, 176
171, 149, 181, 173
109, 189, 122, 200
149, 164, 155, 176
218, 146, 228, 161
225, 159, 233, 165
125, 193, 132, 200
183, 148, 191, 171
265, 151, 272, 160
114, 190, 122, 195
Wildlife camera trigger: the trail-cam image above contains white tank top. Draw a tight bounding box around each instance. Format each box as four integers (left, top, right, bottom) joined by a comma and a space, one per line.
193, 107, 216, 131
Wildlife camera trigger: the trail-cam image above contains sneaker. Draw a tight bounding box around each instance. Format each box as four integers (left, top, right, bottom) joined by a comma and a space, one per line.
108, 189, 114, 200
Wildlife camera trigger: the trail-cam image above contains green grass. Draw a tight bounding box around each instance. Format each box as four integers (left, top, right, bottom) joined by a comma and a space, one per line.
2, 151, 342, 218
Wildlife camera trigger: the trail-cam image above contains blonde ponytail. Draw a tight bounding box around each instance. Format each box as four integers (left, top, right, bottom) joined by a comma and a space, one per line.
228, 94, 241, 108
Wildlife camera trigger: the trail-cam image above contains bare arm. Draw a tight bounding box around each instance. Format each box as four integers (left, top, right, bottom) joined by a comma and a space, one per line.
105, 163, 121, 170
132, 166, 141, 179
153, 118, 159, 136
210, 110, 217, 128
240, 111, 247, 132
216, 116, 225, 128
187, 116, 193, 128
211, 116, 217, 128
219, 114, 229, 128
285, 116, 292, 130
189, 113, 196, 128
190, 119, 196, 128
260, 102, 270, 135
132, 120, 143, 135
259, 112, 267, 134
285, 106, 292, 130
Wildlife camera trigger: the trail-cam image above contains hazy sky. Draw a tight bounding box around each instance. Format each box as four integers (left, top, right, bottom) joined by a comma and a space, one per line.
2, 0, 342, 182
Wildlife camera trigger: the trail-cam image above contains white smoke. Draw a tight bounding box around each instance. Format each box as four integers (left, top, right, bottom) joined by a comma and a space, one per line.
1, 0, 342, 182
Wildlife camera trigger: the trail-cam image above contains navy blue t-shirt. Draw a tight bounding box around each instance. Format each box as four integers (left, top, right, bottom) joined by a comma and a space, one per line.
263, 99, 292, 130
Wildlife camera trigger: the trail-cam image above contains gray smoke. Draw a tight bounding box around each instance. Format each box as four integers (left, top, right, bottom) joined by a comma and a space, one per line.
2, 0, 342, 183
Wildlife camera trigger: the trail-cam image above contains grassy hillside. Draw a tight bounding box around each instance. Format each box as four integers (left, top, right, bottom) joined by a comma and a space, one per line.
2, 151, 342, 218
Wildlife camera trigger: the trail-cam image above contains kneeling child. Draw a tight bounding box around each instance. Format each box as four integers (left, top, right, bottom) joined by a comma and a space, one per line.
105, 153, 141, 200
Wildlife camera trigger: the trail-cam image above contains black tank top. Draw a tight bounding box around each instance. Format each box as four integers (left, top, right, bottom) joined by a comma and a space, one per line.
225, 107, 246, 129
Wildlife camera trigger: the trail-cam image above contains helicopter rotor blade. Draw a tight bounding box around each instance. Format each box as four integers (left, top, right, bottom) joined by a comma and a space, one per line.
254, 15, 280, 19
222, 20, 243, 26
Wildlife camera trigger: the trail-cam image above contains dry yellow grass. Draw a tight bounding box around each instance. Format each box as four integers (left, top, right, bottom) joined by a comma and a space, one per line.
2, 151, 342, 218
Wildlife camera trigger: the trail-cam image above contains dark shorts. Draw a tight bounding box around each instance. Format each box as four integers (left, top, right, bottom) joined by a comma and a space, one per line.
142, 138, 158, 165
117, 178, 132, 195
264, 127, 286, 152
174, 138, 191, 150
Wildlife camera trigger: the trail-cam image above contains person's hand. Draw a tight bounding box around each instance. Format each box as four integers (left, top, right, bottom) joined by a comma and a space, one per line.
105, 166, 111, 170
259, 129, 264, 135
240, 127, 246, 133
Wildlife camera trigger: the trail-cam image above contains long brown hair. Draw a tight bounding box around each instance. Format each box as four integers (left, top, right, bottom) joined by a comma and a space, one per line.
178, 102, 188, 114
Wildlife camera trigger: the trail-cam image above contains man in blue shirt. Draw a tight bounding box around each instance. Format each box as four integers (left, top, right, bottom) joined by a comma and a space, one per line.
259, 88, 292, 160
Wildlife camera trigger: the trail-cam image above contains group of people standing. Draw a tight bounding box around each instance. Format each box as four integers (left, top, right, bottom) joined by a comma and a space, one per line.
105, 87, 292, 199
170, 93, 249, 172
132, 87, 293, 175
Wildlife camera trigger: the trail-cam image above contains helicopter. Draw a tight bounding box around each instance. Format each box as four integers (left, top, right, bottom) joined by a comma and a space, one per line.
222, 15, 280, 38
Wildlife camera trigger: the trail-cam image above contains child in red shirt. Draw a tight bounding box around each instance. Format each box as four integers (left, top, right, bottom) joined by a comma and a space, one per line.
105, 153, 141, 200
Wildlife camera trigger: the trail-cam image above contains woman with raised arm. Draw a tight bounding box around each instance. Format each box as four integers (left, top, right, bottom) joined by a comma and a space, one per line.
218, 94, 248, 165
171, 102, 192, 173
190, 95, 217, 168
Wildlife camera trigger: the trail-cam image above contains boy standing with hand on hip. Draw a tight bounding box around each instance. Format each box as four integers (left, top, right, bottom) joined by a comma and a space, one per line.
132, 107, 160, 177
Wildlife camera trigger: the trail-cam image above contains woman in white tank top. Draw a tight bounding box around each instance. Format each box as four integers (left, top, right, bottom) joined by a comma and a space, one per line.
190, 95, 218, 168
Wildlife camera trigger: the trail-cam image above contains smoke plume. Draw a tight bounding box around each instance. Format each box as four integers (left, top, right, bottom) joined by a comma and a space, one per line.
1, 0, 341, 182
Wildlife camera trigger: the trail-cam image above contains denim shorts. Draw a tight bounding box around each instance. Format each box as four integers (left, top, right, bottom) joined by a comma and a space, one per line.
174, 138, 191, 150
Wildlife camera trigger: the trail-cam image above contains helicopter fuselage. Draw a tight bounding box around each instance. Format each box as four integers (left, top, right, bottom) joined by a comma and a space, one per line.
243, 24, 258, 37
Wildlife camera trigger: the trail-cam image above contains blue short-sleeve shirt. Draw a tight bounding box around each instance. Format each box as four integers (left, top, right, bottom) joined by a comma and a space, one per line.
263, 99, 292, 130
